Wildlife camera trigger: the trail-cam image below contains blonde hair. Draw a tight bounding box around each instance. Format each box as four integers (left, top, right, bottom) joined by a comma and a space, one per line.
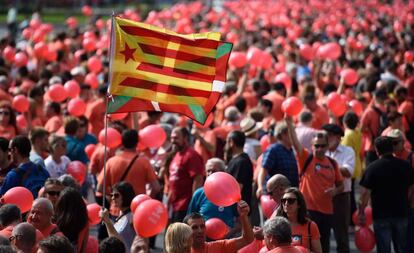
165, 222, 193, 253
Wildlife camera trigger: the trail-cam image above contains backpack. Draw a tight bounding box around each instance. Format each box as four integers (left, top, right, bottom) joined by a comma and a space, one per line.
13, 162, 49, 198
372, 106, 388, 136
299, 154, 337, 179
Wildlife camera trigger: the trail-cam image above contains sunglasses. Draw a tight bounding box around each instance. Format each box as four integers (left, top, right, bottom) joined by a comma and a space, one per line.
46, 191, 61, 196
0, 111, 10, 116
9, 234, 22, 242
110, 193, 120, 198
281, 198, 297, 205
314, 144, 327, 148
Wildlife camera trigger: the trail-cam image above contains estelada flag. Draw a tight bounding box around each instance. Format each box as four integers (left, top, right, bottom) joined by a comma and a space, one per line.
107, 16, 232, 124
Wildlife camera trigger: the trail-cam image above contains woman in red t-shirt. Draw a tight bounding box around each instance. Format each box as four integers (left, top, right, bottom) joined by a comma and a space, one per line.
276, 188, 322, 253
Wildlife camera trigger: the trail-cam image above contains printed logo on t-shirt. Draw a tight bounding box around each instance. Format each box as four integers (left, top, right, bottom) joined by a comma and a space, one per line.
292, 234, 302, 245
218, 206, 224, 212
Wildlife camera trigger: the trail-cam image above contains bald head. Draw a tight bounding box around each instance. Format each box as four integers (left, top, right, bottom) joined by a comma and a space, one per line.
12, 222, 36, 252
266, 174, 290, 202
33, 198, 54, 215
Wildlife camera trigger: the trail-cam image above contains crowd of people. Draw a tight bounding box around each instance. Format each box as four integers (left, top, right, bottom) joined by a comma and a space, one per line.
0, 0, 413, 253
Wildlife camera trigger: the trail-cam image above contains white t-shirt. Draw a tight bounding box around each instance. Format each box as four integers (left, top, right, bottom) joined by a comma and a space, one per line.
44, 155, 71, 178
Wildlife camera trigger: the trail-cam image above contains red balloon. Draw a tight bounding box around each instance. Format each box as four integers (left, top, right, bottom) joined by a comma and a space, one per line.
12, 95, 29, 113
14, 52, 28, 67
205, 218, 228, 240
16, 115, 28, 129
68, 98, 86, 116
352, 206, 373, 227
48, 84, 68, 102
87, 203, 101, 225
282, 97, 303, 116
30, 18, 41, 29
204, 172, 241, 207
22, 28, 32, 40
85, 144, 96, 160
274, 72, 291, 90
108, 113, 128, 121
3, 46, 15, 62
349, 100, 363, 117
86, 236, 98, 253
327, 92, 347, 117
404, 51, 414, 63
34, 42, 48, 59
64, 80, 80, 98
247, 47, 263, 67
355, 227, 376, 252
66, 17, 78, 29
82, 5, 93, 16
229, 52, 247, 68
1, 187, 34, 213
32, 30, 45, 44
131, 194, 151, 213
340, 69, 359, 85
139, 125, 166, 148
299, 44, 314, 61
87, 56, 102, 73
260, 51, 273, 69
66, 161, 87, 184
133, 199, 168, 238
260, 195, 277, 219
99, 127, 122, 148
44, 46, 57, 62
260, 135, 270, 152
83, 38, 96, 52
85, 73, 99, 89
95, 19, 105, 30
324, 42, 342, 60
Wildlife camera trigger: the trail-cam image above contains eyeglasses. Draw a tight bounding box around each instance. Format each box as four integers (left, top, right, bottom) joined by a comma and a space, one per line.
0, 111, 10, 116
9, 234, 22, 242
110, 193, 120, 198
46, 191, 60, 196
281, 198, 297, 205
313, 144, 327, 148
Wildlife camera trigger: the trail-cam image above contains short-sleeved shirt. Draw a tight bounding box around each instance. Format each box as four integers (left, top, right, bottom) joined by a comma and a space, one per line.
187, 187, 238, 228
169, 147, 204, 211
85, 98, 105, 138
291, 221, 320, 250
98, 150, 157, 196
226, 153, 253, 207
326, 145, 355, 193
191, 238, 238, 253
297, 150, 343, 214
44, 155, 70, 178
262, 143, 299, 187
360, 154, 414, 220
341, 129, 363, 179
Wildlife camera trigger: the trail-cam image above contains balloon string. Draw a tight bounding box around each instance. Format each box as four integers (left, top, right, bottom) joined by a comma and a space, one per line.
102, 93, 109, 211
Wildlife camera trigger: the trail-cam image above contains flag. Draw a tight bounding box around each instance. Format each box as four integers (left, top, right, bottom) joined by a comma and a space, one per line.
107, 16, 232, 124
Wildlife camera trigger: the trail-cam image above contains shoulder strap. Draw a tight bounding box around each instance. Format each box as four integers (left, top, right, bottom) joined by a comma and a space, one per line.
119, 155, 139, 182
308, 221, 312, 251
300, 154, 313, 178
326, 156, 337, 169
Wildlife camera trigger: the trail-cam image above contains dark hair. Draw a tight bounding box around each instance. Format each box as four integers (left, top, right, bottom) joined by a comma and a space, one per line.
395, 86, 408, 96
0, 103, 16, 130
387, 111, 402, 123
343, 111, 359, 130
29, 127, 49, 144
228, 130, 245, 148
39, 235, 75, 253
374, 136, 394, 156
10, 135, 31, 157
299, 111, 313, 124
174, 127, 190, 142
235, 97, 247, 113
0, 137, 9, 153
0, 246, 15, 253
55, 187, 88, 243
47, 102, 61, 115
122, 129, 138, 149
28, 85, 45, 98
77, 116, 88, 126
259, 99, 273, 113
64, 117, 80, 135
0, 235, 10, 246
99, 237, 126, 253
275, 187, 308, 225
112, 181, 135, 210
0, 204, 21, 227
183, 212, 204, 224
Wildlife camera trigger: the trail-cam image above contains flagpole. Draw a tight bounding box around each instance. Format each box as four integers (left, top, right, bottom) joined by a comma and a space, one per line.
102, 12, 116, 211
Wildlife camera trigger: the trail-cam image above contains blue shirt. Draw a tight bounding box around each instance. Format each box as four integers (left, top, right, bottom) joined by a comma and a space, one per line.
262, 143, 299, 187
65, 135, 88, 164
187, 187, 238, 228
79, 133, 97, 147
0, 161, 50, 198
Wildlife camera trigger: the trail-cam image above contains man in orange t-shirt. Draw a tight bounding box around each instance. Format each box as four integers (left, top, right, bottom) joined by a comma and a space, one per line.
97, 129, 161, 198
184, 200, 254, 253
286, 116, 343, 253
263, 217, 301, 253
27, 198, 63, 238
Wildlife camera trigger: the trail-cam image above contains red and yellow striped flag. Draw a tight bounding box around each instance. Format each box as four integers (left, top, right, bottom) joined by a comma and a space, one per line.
107, 16, 232, 124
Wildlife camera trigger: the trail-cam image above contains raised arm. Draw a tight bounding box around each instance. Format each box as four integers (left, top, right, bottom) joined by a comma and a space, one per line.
234, 201, 254, 250
285, 115, 303, 156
